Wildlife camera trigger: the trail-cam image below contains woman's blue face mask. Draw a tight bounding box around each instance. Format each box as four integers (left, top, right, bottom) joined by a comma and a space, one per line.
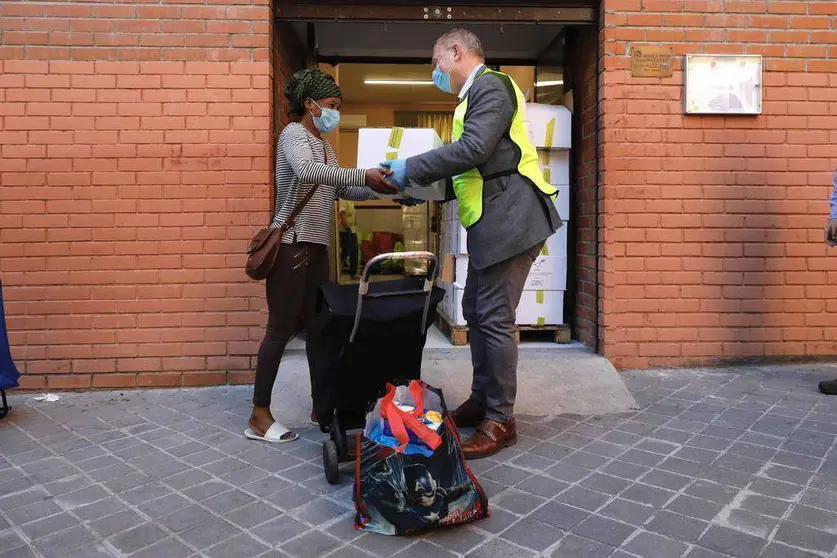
311, 100, 341, 133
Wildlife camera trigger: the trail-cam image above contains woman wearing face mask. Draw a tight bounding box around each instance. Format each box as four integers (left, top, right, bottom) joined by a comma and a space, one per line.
245, 68, 398, 444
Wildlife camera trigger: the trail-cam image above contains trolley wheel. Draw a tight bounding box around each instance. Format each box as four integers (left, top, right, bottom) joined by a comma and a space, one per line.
323, 439, 340, 485
331, 412, 348, 460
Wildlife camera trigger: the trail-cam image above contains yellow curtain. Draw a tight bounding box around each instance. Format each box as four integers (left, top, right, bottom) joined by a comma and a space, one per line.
416, 112, 453, 144
394, 111, 453, 144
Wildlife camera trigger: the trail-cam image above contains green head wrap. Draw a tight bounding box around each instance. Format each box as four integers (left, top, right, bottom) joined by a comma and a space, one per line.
285, 68, 343, 116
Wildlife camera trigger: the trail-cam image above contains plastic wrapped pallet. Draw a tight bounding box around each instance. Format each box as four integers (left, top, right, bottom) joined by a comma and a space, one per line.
525, 103, 572, 150
402, 207, 428, 275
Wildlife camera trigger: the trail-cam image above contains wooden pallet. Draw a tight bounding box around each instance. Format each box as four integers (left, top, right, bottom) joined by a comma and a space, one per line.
434, 311, 571, 346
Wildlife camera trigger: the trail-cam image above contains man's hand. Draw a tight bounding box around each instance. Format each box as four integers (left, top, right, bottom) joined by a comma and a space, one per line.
364, 168, 399, 195
379, 159, 407, 190
826, 219, 837, 247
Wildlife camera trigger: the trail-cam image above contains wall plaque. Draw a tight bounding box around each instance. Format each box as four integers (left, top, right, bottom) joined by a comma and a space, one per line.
631, 45, 673, 78
684, 54, 762, 115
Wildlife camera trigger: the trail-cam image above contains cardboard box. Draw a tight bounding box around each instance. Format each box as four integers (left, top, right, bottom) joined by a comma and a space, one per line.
525, 103, 572, 149
441, 220, 567, 257
445, 253, 566, 291
438, 283, 565, 327
438, 281, 467, 326
554, 185, 570, 222
440, 219, 468, 255
356, 128, 445, 201
537, 149, 570, 186
516, 290, 565, 326
441, 199, 459, 223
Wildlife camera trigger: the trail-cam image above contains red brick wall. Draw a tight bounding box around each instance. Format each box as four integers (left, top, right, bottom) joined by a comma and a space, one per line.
569, 25, 602, 352
600, 0, 837, 368
0, 0, 274, 388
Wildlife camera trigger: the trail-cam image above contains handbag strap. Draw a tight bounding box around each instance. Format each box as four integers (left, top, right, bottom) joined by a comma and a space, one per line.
275, 131, 332, 234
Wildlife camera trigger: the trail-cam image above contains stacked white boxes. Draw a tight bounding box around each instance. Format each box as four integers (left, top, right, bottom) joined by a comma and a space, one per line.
356, 128, 446, 201
438, 102, 572, 328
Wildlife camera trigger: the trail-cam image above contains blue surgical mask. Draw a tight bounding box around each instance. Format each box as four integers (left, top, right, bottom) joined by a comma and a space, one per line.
311, 101, 340, 133
432, 53, 456, 94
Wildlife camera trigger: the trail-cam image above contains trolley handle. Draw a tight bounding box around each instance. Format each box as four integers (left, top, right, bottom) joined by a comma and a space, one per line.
349, 251, 437, 343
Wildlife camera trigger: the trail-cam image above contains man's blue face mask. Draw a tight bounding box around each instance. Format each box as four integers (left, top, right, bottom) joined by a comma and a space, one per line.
432, 51, 456, 94
311, 101, 341, 133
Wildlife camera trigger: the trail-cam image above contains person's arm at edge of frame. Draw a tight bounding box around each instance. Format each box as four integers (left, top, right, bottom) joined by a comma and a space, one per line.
826, 169, 837, 247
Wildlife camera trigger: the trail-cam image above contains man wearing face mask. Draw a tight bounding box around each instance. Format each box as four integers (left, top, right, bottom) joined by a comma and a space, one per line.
245, 68, 399, 444
381, 29, 562, 459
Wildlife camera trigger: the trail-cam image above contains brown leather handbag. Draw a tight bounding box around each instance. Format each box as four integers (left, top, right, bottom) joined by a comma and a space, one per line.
245, 183, 319, 280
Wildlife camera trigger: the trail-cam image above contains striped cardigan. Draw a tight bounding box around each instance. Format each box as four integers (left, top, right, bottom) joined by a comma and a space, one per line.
272, 122, 374, 246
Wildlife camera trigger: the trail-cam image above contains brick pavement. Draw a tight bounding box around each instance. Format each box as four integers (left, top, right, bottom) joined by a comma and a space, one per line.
3, 363, 837, 557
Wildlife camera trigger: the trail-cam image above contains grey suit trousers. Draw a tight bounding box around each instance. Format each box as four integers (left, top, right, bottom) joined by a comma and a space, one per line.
461, 241, 544, 422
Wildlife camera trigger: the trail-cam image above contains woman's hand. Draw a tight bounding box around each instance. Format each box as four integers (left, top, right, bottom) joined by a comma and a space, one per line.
364, 168, 399, 195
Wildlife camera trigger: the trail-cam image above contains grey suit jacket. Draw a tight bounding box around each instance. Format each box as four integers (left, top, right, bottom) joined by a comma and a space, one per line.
405, 69, 561, 271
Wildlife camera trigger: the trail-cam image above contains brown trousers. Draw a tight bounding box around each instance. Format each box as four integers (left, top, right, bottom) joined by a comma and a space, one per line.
253, 242, 329, 408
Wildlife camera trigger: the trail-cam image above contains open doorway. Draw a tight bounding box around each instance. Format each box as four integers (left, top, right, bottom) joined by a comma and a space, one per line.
272, 7, 597, 345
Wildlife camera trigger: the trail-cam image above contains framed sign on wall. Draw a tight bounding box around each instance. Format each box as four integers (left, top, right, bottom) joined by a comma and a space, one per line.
684, 54, 762, 115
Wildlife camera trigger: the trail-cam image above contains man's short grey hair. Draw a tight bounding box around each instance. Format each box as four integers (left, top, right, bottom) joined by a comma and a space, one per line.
436, 28, 484, 58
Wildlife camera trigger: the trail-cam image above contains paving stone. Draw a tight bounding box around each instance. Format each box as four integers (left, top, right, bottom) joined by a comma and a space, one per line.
749, 477, 804, 501
621, 530, 688, 558
773, 521, 837, 554
422, 524, 485, 554
266, 485, 318, 511
561, 451, 609, 471
646, 511, 708, 543
252, 514, 307, 543
7, 500, 63, 525
20, 512, 78, 540
205, 533, 271, 558
108, 522, 168, 555
641, 469, 692, 492
758, 542, 822, 558
35, 525, 98, 556
483, 464, 533, 486
502, 517, 564, 551
771, 451, 821, 472
297, 498, 350, 526
495, 489, 547, 515
74, 497, 128, 522
722, 508, 779, 538
698, 525, 767, 558
281, 530, 342, 558
665, 495, 723, 521
600, 460, 650, 481
183, 479, 231, 502
550, 534, 615, 558
516, 474, 567, 496
179, 516, 241, 550
394, 540, 456, 557
658, 457, 705, 478
545, 462, 592, 483
473, 506, 520, 534
203, 489, 256, 515
738, 493, 791, 519
131, 537, 195, 558
572, 515, 635, 547
599, 498, 655, 526
530, 500, 590, 530
89, 509, 147, 538
555, 486, 610, 512
620, 483, 675, 508
465, 538, 536, 557
684, 480, 738, 505
158, 504, 216, 533
137, 493, 193, 519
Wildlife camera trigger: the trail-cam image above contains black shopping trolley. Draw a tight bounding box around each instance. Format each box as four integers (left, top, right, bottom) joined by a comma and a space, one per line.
311, 252, 444, 484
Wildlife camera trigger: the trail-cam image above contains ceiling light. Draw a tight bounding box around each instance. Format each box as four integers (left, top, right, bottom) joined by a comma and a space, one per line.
364, 79, 434, 86
536, 80, 564, 87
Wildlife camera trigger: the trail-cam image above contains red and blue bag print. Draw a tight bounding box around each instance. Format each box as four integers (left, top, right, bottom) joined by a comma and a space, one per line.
353, 380, 489, 536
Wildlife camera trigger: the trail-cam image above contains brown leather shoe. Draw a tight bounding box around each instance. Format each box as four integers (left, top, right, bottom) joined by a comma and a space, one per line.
451, 399, 486, 428
461, 418, 517, 460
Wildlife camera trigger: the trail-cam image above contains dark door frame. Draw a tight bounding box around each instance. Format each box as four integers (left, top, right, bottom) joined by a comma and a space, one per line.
272, 1, 601, 350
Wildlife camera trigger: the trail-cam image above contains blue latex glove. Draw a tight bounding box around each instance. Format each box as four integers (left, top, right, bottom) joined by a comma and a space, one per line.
379, 159, 407, 191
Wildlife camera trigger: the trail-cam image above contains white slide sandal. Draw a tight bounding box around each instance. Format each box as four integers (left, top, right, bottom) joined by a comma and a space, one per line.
244, 422, 298, 443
